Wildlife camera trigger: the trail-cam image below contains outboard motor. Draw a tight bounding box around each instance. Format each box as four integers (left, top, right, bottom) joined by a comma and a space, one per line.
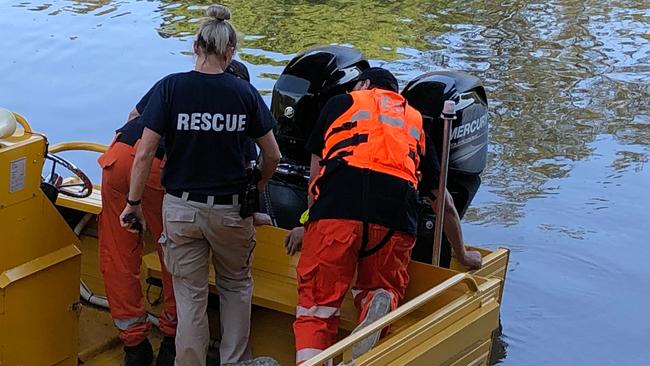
402, 71, 489, 266
266, 46, 369, 228
272, 45, 370, 166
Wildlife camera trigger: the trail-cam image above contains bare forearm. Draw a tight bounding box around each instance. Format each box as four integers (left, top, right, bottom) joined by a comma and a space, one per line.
128, 128, 160, 201
255, 131, 281, 184
430, 190, 467, 257
443, 196, 466, 257
429, 189, 482, 269
259, 152, 280, 183
128, 150, 154, 201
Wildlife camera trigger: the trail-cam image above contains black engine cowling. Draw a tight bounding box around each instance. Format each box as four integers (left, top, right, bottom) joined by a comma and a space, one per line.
402, 70, 488, 175
266, 46, 369, 229
271, 45, 369, 166
402, 71, 488, 265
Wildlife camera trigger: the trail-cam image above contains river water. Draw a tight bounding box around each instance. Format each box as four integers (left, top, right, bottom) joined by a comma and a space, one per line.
1, 1, 649, 364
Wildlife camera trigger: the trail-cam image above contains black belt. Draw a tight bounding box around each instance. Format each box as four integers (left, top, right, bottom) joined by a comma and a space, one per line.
167, 190, 238, 205
116, 133, 165, 160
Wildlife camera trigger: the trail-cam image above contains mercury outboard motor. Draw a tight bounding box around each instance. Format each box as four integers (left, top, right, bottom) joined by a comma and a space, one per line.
266, 46, 369, 228
402, 71, 489, 266
272, 45, 369, 166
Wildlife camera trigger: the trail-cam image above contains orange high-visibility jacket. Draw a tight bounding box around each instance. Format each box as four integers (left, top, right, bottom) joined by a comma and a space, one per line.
311, 89, 425, 198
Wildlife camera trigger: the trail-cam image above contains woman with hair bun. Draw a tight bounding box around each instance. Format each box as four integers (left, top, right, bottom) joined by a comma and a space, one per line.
119, 4, 281, 365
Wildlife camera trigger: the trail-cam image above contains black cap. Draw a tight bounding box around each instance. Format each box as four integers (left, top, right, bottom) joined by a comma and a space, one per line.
226, 59, 251, 82
355, 67, 399, 93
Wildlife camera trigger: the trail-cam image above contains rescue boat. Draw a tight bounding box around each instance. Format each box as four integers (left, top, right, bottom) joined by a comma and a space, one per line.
0, 113, 508, 366
0, 46, 509, 366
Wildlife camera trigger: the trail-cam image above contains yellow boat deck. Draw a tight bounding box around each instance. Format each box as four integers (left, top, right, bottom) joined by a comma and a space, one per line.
78, 305, 302, 366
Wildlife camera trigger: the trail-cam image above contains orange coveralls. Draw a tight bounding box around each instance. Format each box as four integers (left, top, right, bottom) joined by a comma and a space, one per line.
294, 89, 425, 364
97, 138, 177, 346
294, 219, 415, 364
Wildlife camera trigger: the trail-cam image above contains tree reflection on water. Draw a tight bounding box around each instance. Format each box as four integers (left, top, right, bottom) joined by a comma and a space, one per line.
15, 0, 649, 227
153, 0, 649, 226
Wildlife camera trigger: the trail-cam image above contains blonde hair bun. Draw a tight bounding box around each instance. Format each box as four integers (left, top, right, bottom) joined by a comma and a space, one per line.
206, 4, 231, 21
196, 4, 237, 55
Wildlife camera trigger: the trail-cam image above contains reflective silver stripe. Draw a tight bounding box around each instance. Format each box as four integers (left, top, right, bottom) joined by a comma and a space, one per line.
296, 305, 340, 318
350, 111, 370, 121
409, 126, 421, 140
380, 96, 391, 109
354, 288, 394, 308
114, 315, 148, 330
296, 348, 323, 363
379, 114, 404, 128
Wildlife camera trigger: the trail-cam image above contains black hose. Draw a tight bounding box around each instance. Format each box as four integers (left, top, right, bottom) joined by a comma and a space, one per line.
263, 189, 278, 226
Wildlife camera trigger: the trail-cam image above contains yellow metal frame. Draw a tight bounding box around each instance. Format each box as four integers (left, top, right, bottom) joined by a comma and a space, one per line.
49, 141, 108, 154
0, 245, 81, 289
0, 246, 82, 366
1, 116, 83, 366
12, 112, 32, 133
452, 246, 510, 304
303, 274, 481, 365
0, 133, 45, 210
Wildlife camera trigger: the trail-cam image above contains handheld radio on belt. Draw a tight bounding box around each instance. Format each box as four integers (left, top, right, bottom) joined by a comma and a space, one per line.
240, 160, 261, 218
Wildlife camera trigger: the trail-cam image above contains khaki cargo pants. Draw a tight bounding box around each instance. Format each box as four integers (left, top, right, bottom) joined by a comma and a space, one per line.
160, 193, 255, 366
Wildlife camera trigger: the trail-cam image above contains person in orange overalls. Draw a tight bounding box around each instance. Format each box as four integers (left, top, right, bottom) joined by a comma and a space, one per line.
286, 67, 483, 365
98, 103, 177, 366
99, 60, 260, 366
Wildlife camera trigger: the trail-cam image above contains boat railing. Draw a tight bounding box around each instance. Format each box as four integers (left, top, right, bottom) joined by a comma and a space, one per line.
12, 112, 32, 133
49, 141, 108, 154
302, 272, 480, 366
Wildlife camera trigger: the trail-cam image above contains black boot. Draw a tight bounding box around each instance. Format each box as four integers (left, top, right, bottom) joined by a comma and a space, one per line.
124, 338, 154, 366
206, 353, 220, 366
156, 336, 176, 366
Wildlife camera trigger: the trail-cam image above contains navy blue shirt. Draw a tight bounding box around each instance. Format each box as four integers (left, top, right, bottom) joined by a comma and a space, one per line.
140, 71, 276, 195
114, 83, 164, 156
116, 71, 258, 162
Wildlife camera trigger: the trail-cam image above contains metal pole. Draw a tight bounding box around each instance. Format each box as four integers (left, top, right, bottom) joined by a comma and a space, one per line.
432, 100, 456, 266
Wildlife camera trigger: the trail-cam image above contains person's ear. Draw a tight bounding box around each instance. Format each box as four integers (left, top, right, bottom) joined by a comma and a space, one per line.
363, 79, 371, 90
193, 41, 200, 56
224, 47, 234, 67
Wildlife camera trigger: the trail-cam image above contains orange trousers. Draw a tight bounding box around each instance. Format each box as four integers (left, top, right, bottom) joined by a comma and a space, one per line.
98, 140, 177, 346
293, 219, 415, 364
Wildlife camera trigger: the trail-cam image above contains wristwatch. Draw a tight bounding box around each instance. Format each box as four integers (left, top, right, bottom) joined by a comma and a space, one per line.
126, 197, 142, 206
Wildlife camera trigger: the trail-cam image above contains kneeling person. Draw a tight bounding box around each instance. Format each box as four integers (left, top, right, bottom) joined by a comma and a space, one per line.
98, 101, 177, 366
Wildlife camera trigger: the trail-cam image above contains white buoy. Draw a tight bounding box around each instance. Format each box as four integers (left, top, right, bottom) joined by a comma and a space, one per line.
0, 108, 17, 138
